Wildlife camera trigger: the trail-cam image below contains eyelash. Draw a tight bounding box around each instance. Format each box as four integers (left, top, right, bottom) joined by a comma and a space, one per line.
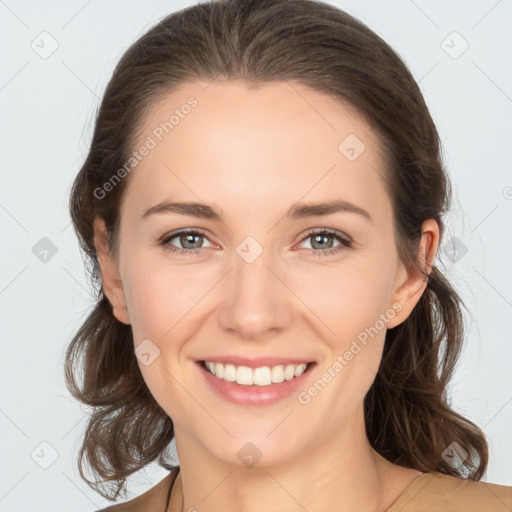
158, 228, 352, 257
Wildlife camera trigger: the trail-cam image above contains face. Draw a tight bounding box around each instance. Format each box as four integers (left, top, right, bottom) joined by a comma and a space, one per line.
94, 79, 437, 468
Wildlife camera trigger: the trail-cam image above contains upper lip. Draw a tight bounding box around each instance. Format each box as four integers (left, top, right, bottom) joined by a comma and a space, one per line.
198, 356, 315, 368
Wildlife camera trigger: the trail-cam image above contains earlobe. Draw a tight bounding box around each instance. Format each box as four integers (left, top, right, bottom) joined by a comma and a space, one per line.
93, 217, 131, 325
386, 219, 439, 329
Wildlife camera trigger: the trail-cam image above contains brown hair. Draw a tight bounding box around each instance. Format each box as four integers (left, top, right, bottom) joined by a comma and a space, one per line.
65, 0, 488, 501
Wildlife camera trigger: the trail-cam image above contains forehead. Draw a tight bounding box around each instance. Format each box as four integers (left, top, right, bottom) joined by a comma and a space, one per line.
123, 80, 389, 223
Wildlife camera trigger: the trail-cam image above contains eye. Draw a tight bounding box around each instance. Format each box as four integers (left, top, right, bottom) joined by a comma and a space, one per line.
296, 228, 352, 257
159, 229, 214, 256
158, 228, 352, 257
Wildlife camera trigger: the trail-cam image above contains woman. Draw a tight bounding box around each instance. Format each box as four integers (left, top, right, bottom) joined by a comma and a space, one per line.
64, 0, 512, 510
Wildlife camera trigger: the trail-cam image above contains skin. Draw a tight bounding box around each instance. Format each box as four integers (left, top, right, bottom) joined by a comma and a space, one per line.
94, 79, 439, 512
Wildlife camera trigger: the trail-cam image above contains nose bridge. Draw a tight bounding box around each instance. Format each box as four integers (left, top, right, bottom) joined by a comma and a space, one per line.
216, 233, 293, 339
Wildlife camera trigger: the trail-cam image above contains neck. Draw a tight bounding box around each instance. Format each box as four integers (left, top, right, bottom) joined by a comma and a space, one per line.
168, 406, 413, 512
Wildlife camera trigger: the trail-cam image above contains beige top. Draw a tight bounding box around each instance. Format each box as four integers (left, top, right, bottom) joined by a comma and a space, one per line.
98, 469, 512, 511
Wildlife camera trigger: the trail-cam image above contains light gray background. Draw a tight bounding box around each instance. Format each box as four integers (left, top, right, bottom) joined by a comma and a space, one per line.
1, 0, 511, 510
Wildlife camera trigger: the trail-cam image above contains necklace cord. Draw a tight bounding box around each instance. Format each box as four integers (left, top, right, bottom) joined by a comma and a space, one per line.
164, 467, 181, 512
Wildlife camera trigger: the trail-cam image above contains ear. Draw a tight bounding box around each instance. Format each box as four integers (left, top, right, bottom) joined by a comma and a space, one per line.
386, 219, 439, 329
93, 217, 131, 325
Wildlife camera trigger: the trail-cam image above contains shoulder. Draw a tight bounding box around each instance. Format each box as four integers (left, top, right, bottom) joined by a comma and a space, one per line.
388, 471, 512, 511
94, 470, 178, 512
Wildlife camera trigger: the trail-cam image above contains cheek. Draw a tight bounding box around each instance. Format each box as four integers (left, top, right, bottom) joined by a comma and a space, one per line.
124, 274, 170, 340
301, 275, 393, 415
298, 257, 396, 343
123, 254, 207, 339
124, 246, 397, 346
123, 258, 204, 418
298, 255, 397, 401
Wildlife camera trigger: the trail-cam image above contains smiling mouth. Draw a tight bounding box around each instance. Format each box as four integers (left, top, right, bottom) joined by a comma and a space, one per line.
200, 360, 315, 386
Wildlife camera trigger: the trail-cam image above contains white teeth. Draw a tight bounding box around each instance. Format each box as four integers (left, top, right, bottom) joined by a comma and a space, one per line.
295, 363, 307, 377
236, 366, 253, 385
271, 365, 285, 383
223, 364, 236, 382
254, 366, 271, 385
214, 362, 224, 379
284, 364, 296, 381
203, 361, 309, 386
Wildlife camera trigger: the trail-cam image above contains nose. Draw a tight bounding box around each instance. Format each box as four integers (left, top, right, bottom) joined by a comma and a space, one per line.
216, 243, 294, 342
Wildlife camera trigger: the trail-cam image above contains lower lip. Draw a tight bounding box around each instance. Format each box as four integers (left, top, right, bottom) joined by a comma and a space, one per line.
196, 361, 316, 406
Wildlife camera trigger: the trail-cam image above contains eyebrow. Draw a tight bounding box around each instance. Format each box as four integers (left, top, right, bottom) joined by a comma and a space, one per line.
139, 199, 372, 223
